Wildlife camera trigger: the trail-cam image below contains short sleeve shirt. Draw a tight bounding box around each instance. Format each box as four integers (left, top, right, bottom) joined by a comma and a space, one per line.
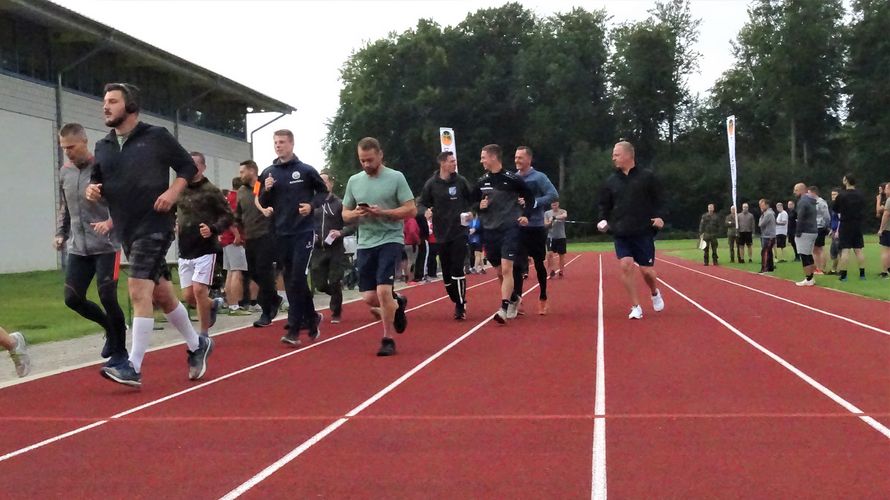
343, 166, 414, 249
545, 209, 567, 239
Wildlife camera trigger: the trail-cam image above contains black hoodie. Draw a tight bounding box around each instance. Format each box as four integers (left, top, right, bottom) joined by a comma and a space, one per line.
257, 156, 328, 237
420, 171, 473, 243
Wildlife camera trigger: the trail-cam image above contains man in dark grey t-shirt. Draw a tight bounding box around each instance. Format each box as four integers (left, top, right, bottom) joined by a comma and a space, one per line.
545, 200, 568, 279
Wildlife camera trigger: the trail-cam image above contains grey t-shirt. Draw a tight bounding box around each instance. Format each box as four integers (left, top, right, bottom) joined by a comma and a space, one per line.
545, 209, 567, 239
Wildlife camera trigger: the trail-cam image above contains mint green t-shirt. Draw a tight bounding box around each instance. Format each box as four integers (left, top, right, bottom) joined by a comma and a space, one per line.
343, 166, 415, 249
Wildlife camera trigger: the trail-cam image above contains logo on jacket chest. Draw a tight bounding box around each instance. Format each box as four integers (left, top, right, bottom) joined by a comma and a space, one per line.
448, 186, 457, 197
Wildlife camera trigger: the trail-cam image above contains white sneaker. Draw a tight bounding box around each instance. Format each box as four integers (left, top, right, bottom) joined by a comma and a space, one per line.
651, 290, 665, 312
795, 278, 815, 287
628, 305, 643, 320
9, 331, 30, 378
506, 297, 521, 319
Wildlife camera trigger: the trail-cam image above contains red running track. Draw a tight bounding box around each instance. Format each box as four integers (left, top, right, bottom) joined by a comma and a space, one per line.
0, 252, 887, 498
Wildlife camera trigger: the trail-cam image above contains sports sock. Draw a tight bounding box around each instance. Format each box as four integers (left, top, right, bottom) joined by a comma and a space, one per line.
166, 303, 200, 351
128, 317, 153, 373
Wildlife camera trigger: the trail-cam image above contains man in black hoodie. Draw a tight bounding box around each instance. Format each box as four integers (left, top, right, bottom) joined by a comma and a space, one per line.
597, 141, 665, 320
257, 129, 328, 346
420, 151, 473, 320
310, 172, 354, 323
86, 83, 212, 387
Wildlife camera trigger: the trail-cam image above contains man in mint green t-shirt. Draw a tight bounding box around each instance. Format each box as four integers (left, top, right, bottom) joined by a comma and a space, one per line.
343, 137, 417, 356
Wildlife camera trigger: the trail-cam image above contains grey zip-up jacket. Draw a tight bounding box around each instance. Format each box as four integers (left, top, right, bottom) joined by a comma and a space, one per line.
759, 208, 776, 238
312, 193, 355, 248
56, 160, 118, 256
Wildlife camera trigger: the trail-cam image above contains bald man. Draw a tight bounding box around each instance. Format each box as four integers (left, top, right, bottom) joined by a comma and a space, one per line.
793, 182, 818, 286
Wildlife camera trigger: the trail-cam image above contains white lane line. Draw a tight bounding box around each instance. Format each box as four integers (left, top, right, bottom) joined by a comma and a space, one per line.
658, 277, 890, 440
221, 254, 584, 499
0, 277, 501, 463
592, 254, 607, 500
660, 258, 890, 338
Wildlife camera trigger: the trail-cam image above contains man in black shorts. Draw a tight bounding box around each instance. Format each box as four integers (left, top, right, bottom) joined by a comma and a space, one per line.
86, 83, 212, 388
597, 141, 665, 320
420, 151, 473, 320
832, 173, 867, 281
473, 144, 534, 324
736, 202, 755, 263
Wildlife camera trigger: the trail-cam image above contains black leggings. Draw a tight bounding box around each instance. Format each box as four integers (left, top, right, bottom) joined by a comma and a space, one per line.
64, 252, 127, 358
438, 237, 468, 305
513, 227, 549, 300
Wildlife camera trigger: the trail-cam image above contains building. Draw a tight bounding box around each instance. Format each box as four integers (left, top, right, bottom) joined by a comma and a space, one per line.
0, 0, 294, 272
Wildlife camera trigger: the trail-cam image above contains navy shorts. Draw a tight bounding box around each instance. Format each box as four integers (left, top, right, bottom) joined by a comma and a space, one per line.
614, 234, 656, 267
482, 224, 520, 267
122, 232, 174, 283
548, 238, 567, 255
880, 231, 890, 247
356, 242, 403, 292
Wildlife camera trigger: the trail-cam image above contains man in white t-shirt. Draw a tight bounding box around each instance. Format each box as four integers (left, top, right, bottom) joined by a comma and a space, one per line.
775, 202, 789, 262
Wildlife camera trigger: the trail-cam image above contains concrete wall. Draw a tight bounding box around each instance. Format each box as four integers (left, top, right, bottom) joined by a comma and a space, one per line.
0, 72, 250, 273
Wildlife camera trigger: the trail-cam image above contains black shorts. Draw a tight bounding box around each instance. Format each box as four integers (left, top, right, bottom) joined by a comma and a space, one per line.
482, 224, 520, 267
356, 242, 403, 292
738, 232, 753, 246
815, 228, 828, 247
469, 241, 482, 252
838, 226, 864, 250
614, 234, 656, 267
548, 238, 567, 255
776, 234, 787, 248
122, 232, 173, 283
880, 231, 890, 247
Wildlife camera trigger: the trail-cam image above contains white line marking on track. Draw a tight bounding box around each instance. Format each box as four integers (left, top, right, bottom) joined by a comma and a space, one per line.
658, 277, 890, 440
220, 254, 583, 499
0, 277, 501, 463
660, 258, 890, 338
592, 254, 607, 500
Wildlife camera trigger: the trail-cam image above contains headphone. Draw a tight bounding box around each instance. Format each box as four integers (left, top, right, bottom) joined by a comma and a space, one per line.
114, 83, 141, 114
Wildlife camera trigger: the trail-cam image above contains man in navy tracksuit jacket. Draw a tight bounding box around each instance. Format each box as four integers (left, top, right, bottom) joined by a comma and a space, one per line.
257, 130, 328, 346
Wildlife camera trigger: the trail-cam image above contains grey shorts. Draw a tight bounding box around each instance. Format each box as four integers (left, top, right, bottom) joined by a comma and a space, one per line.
795, 233, 817, 256
223, 244, 248, 271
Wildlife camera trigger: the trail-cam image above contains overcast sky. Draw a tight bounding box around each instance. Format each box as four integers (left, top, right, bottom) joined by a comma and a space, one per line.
55, 0, 751, 168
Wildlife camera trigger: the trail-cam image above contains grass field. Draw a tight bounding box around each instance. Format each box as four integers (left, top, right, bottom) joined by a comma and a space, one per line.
1, 237, 886, 345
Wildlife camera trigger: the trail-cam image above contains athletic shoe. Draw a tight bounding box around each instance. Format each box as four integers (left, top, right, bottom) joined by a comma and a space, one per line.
279, 299, 289, 312
9, 332, 30, 378
493, 309, 507, 324
227, 306, 252, 317
377, 337, 396, 356
281, 331, 301, 346
253, 314, 274, 328
860, 275, 867, 281
101, 360, 141, 388
628, 305, 643, 320
558, 270, 564, 279
187, 335, 214, 380
839, 276, 848, 282
549, 270, 556, 279
209, 297, 223, 329
330, 315, 341, 324
454, 304, 467, 321
651, 290, 665, 312
479, 268, 487, 275
538, 299, 549, 315
795, 278, 815, 287
308, 312, 323, 341
250, 304, 263, 313
506, 297, 521, 319
394, 294, 408, 334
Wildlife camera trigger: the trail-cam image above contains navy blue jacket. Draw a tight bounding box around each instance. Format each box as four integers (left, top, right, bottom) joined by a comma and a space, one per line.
257, 156, 328, 236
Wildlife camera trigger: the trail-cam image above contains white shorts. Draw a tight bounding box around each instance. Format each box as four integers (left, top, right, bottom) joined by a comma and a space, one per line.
178, 254, 216, 288
223, 245, 248, 271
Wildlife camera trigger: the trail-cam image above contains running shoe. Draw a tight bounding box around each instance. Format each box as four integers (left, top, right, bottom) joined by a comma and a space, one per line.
280, 331, 301, 347
493, 308, 507, 324
651, 290, 665, 312
101, 360, 141, 388
628, 305, 643, 320
538, 299, 549, 315
209, 297, 223, 329
9, 332, 30, 378
795, 278, 815, 287
506, 297, 521, 319
377, 337, 396, 356
454, 304, 467, 321
187, 335, 214, 380
394, 294, 408, 333
308, 312, 323, 340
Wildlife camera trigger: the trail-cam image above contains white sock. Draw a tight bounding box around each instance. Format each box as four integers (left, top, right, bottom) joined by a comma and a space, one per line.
165, 303, 200, 351
129, 317, 154, 373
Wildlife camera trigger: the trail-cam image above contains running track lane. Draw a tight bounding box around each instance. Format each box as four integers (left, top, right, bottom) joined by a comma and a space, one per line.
0, 270, 521, 498
604, 255, 890, 498
234, 254, 597, 498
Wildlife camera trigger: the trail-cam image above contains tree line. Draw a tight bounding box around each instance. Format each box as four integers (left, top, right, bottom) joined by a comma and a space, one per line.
324, 0, 889, 235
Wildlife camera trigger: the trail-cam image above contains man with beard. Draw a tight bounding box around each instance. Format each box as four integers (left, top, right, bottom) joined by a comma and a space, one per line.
86, 83, 212, 387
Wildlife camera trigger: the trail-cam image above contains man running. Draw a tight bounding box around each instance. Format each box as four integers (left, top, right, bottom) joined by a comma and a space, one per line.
86, 82, 212, 387
597, 141, 665, 320
473, 144, 534, 324
257, 130, 328, 345
310, 172, 354, 324
177, 152, 233, 337
420, 151, 473, 320
55, 123, 128, 367
545, 199, 568, 278
512, 146, 558, 316
342, 137, 414, 356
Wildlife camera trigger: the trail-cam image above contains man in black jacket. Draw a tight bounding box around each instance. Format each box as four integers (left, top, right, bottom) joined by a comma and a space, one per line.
420, 151, 473, 320
310, 172, 354, 323
86, 83, 213, 387
257, 129, 328, 346
597, 141, 665, 320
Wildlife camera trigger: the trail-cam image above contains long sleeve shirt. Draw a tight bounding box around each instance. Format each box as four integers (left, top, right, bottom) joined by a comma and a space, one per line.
176, 177, 233, 259
420, 172, 473, 243
257, 156, 328, 237
597, 166, 664, 237
473, 168, 534, 231
57, 159, 118, 256
517, 167, 558, 227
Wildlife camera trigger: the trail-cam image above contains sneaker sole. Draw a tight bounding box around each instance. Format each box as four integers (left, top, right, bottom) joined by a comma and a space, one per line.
102, 369, 142, 388
493, 313, 506, 324
280, 337, 302, 346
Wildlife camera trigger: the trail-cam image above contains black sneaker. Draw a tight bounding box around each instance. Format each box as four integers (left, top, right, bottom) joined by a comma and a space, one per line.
187, 335, 214, 380
377, 337, 396, 356
308, 312, 323, 340
101, 360, 142, 388
100, 334, 112, 359
281, 331, 301, 347
253, 314, 273, 328
454, 304, 466, 321
394, 294, 408, 334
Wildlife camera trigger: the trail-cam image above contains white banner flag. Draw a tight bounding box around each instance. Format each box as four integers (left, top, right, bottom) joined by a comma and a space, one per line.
726, 116, 738, 222
439, 127, 457, 170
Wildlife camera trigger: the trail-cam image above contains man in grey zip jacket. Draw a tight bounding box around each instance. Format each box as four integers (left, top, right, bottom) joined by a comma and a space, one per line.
55, 123, 128, 367
758, 199, 776, 273
310, 172, 355, 323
